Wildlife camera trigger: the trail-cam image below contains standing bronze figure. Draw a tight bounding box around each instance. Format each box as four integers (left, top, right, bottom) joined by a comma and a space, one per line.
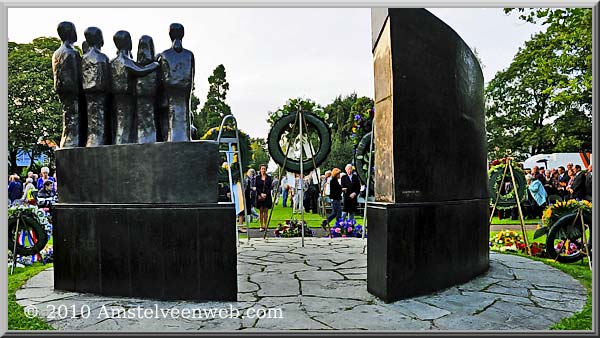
110, 30, 158, 144
52, 21, 84, 148
82, 27, 110, 146
135, 35, 160, 143
158, 23, 195, 142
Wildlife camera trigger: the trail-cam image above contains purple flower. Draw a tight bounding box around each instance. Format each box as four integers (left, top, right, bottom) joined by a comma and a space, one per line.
355, 114, 361, 120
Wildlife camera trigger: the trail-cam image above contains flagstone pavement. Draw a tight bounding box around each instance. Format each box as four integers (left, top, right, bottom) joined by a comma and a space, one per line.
16, 238, 587, 332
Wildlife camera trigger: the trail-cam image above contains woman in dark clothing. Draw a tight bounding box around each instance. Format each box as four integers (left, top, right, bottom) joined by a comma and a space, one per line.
254, 164, 273, 231
322, 168, 343, 230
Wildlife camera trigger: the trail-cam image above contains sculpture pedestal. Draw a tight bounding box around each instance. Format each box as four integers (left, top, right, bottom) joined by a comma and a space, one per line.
54, 203, 236, 301
54, 141, 237, 301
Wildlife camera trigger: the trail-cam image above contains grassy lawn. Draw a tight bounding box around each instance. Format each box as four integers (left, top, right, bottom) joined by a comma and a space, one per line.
490, 215, 541, 225
243, 199, 364, 229
8, 263, 54, 330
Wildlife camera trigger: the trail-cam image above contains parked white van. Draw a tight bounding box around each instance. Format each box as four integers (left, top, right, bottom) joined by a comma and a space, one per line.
521, 152, 591, 170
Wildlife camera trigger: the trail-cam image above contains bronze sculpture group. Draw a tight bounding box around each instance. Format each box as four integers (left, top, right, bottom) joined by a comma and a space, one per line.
52, 22, 195, 148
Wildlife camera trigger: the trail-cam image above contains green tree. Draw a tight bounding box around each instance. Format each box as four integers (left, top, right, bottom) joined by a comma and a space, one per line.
189, 93, 201, 138
194, 64, 231, 136
320, 138, 354, 171
323, 94, 356, 141
8, 37, 62, 173
249, 137, 271, 169
485, 8, 592, 159
267, 97, 325, 127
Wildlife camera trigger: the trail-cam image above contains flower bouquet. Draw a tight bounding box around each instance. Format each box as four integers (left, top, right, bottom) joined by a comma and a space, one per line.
516, 242, 547, 257
329, 218, 365, 238
489, 229, 525, 252
274, 219, 314, 238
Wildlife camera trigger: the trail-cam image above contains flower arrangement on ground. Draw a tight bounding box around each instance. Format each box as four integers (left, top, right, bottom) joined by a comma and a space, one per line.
274, 219, 314, 238
489, 229, 525, 252
516, 242, 547, 257
330, 218, 365, 238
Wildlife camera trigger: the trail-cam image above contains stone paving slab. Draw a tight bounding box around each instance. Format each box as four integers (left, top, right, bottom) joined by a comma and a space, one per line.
16, 238, 587, 331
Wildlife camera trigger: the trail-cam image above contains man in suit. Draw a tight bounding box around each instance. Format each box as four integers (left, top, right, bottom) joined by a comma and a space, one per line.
557, 166, 569, 198
585, 164, 592, 201
568, 165, 586, 200
341, 164, 361, 220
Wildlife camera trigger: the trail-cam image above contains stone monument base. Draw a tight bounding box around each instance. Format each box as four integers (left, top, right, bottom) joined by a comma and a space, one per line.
53, 141, 237, 301
367, 200, 489, 302
53, 203, 237, 301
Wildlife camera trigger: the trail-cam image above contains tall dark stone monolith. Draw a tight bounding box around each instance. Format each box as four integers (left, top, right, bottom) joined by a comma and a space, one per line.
367, 8, 490, 302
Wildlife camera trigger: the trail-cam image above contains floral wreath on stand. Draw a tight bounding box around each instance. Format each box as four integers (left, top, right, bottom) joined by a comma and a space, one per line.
350, 107, 374, 149
8, 204, 54, 265
488, 157, 527, 210
351, 107, 375, 189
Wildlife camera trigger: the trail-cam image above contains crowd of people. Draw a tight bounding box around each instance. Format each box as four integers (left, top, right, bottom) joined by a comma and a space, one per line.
7, 167, 58, 209
218, 163, 369, 233
500, 162, 593, 219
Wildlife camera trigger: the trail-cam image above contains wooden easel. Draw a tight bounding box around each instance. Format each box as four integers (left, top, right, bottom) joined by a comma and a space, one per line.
489, 158, 531, 256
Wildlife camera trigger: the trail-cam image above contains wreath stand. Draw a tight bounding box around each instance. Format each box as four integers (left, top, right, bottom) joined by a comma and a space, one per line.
216, 115, 250, 247
263, 106, 323, 247
360, 124, 375, 241
488, 158, 531, 256
10, 215, 22, 275
566, 209, 592, 270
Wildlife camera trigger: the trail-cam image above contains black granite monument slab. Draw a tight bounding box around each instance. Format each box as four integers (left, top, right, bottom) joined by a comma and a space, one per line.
367, 8, 489, 302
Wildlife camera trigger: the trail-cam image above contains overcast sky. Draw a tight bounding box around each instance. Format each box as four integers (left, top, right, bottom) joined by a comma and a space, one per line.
7, 7, 544, 139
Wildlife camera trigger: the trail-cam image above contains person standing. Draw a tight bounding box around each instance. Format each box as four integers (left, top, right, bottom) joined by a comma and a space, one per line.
557, 166, 569, 198
585, 164, 592, 201
254, 164, 273, 231
37, 167, 56, 192
527, 175, 547, 218
8, 174, 23, 206
21, 177, 37, 204
341, 164, 361, 220
280, 175, 289, 207
568, 165, 586, 200
321, 168, 342, 230
293, 173, 303, 213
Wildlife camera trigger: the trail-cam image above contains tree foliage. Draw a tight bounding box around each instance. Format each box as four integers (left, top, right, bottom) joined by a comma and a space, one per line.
193, 64, 231, 136
486, 8, 592, 159
8, 37, 62, 173
249, 137, 271, 169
